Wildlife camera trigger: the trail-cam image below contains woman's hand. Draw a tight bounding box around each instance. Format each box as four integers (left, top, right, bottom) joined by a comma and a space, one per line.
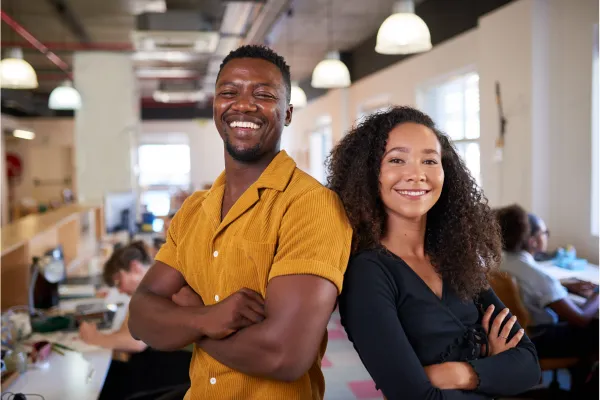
424, 362, 479, 390
481, 305, 525, 356
79, 321, 101, 345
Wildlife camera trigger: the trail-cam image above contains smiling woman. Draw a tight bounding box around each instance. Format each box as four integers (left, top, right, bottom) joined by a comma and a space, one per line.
327, 106, 498, 299
327, 106, 541, 399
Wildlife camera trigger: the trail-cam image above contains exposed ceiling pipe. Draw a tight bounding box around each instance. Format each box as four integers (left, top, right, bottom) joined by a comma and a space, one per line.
244, 0, 290, 44
0, 10, 71, 76
0, 41, 134, 51
37, 73, 199, 81
46, 0, 91, 43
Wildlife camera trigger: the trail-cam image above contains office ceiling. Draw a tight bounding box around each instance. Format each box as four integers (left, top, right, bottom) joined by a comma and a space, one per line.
1, 0, 514, 117
0, 0, 404, 100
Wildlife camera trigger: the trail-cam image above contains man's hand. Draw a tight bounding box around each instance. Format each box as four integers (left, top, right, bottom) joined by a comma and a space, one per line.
199, 288, 266, 340
172, 285, 204, 307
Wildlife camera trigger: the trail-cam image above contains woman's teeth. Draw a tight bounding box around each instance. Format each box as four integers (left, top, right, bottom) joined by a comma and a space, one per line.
398, 190, 427, 196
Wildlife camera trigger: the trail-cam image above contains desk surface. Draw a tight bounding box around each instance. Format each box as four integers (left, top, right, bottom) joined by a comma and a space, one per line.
6, 288, 129, 400
1, 204, 97, 256
539, 260, 599, 284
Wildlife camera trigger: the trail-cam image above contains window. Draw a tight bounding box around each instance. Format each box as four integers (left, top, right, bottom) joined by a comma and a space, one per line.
138, 144, 191, 216
592, 24, 599, 236
419, 72, 481, 186
309, 116, 333, 184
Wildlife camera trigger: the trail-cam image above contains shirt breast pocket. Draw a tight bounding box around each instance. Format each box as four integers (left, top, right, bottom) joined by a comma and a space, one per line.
227, 237, 276, 296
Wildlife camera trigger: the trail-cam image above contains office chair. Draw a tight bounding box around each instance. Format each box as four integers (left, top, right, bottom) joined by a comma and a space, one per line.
489, 271, 580, 396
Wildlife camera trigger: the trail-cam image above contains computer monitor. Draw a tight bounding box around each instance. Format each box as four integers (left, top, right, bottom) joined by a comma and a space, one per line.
104, 191, 137, 235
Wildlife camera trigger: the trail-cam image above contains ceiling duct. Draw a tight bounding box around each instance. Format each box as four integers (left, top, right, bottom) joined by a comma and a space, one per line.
133, 11, 219, 53
244, 0, 290, 45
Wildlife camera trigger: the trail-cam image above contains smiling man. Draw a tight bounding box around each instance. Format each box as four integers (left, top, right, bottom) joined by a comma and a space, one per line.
128, 45, 352, 400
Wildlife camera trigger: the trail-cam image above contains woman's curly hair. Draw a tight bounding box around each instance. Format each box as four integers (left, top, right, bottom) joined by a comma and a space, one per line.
326, 106, 502, 300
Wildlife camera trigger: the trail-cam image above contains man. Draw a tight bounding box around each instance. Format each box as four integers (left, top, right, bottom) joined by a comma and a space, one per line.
128, 45, 352, 400
496, 205, 598, 392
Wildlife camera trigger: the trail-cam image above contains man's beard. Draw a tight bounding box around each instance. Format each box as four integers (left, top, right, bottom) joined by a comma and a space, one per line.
224, 136, 262, 163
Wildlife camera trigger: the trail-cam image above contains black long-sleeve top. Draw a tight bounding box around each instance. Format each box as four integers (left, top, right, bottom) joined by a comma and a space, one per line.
339, 249, 541, 400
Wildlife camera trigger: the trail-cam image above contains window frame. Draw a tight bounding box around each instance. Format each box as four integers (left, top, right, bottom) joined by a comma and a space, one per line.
417, 70, 481, 186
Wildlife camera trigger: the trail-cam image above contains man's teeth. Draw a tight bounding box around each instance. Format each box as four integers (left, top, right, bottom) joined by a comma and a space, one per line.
230, 121, 260, 129
398, 190, 427, 196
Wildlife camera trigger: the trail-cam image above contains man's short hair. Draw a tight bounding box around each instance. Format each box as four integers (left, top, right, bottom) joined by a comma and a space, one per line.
218, 45, 291, 102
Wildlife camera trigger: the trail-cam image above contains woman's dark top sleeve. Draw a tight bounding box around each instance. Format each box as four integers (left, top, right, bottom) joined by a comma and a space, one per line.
339, 257, 489, 400
469, 288, 541, 396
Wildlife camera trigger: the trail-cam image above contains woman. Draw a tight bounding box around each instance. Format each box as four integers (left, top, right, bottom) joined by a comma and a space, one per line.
327, 106, 541, 399
82, 241, 194, 400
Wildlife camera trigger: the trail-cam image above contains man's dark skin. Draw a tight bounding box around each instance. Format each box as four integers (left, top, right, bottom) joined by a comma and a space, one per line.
128, 57, 339, 382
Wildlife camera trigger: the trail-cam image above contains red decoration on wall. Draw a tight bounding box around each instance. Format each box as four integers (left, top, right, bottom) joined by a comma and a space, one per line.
6, 152, 23, 181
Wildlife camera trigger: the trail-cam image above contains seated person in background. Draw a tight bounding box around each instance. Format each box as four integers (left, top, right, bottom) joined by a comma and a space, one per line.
80, 241, 194, 400
496, 205, 598, 391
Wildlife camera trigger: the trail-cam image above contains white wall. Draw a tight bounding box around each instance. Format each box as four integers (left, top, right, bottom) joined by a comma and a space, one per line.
542, 0, 599, 261
141, 119, 225, 190
1, 117, 75, 214
289, 0, 599, 263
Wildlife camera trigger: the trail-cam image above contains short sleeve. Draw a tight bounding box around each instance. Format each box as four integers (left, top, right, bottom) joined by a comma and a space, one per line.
534, 269, 568, 307
268, 187, 352, 293
155, 192, 205, 274
155, 208, 183, 272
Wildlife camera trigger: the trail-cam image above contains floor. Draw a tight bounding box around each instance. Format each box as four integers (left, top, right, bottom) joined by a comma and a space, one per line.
322, 310, 383, 400
321, 311, 569, 400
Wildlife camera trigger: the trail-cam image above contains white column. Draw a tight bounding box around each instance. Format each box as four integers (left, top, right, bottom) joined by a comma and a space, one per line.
74, 52, 140, 204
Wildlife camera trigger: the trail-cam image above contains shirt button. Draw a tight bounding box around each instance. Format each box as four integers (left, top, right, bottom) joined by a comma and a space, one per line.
213, 250, 219, 258
210, 377, 216, 385
214, 295, 220, 302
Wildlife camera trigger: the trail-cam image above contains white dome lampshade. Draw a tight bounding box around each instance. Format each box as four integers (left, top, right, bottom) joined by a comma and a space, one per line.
0, 48, 38, 89
290, 81, 307, 108
375, 1, 432, 55
49, 80, 82, 110
311, 52, 351, 89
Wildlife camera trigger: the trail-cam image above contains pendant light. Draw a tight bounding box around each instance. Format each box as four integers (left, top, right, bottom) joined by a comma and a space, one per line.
311, 0, 351, 89
375, 0, 432, 55
48, 80, 82, 110
0, 48, 38, 89
290, 81, 307, 108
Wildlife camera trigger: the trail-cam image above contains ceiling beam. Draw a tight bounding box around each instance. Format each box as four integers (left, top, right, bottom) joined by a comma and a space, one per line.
46, 0, 92, 43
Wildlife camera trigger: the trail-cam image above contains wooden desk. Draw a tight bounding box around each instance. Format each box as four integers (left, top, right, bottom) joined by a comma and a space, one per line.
1, 204, 104, 311
6, 288, 129, 400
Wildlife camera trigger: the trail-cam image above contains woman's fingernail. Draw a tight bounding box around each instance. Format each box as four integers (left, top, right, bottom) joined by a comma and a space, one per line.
519, 329, 524, 333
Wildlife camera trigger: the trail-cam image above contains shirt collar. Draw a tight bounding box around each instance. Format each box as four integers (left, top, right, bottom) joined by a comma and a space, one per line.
518, 250, 536, 264
210, 150, 296, 192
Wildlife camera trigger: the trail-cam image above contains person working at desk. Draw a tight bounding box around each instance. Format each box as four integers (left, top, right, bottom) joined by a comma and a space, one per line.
495, 205, 598, 392
128, 45, 352, 400
80, 241, 193, 400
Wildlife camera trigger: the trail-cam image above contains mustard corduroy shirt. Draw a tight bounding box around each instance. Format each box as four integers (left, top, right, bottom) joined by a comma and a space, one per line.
155, 150, 352, 400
